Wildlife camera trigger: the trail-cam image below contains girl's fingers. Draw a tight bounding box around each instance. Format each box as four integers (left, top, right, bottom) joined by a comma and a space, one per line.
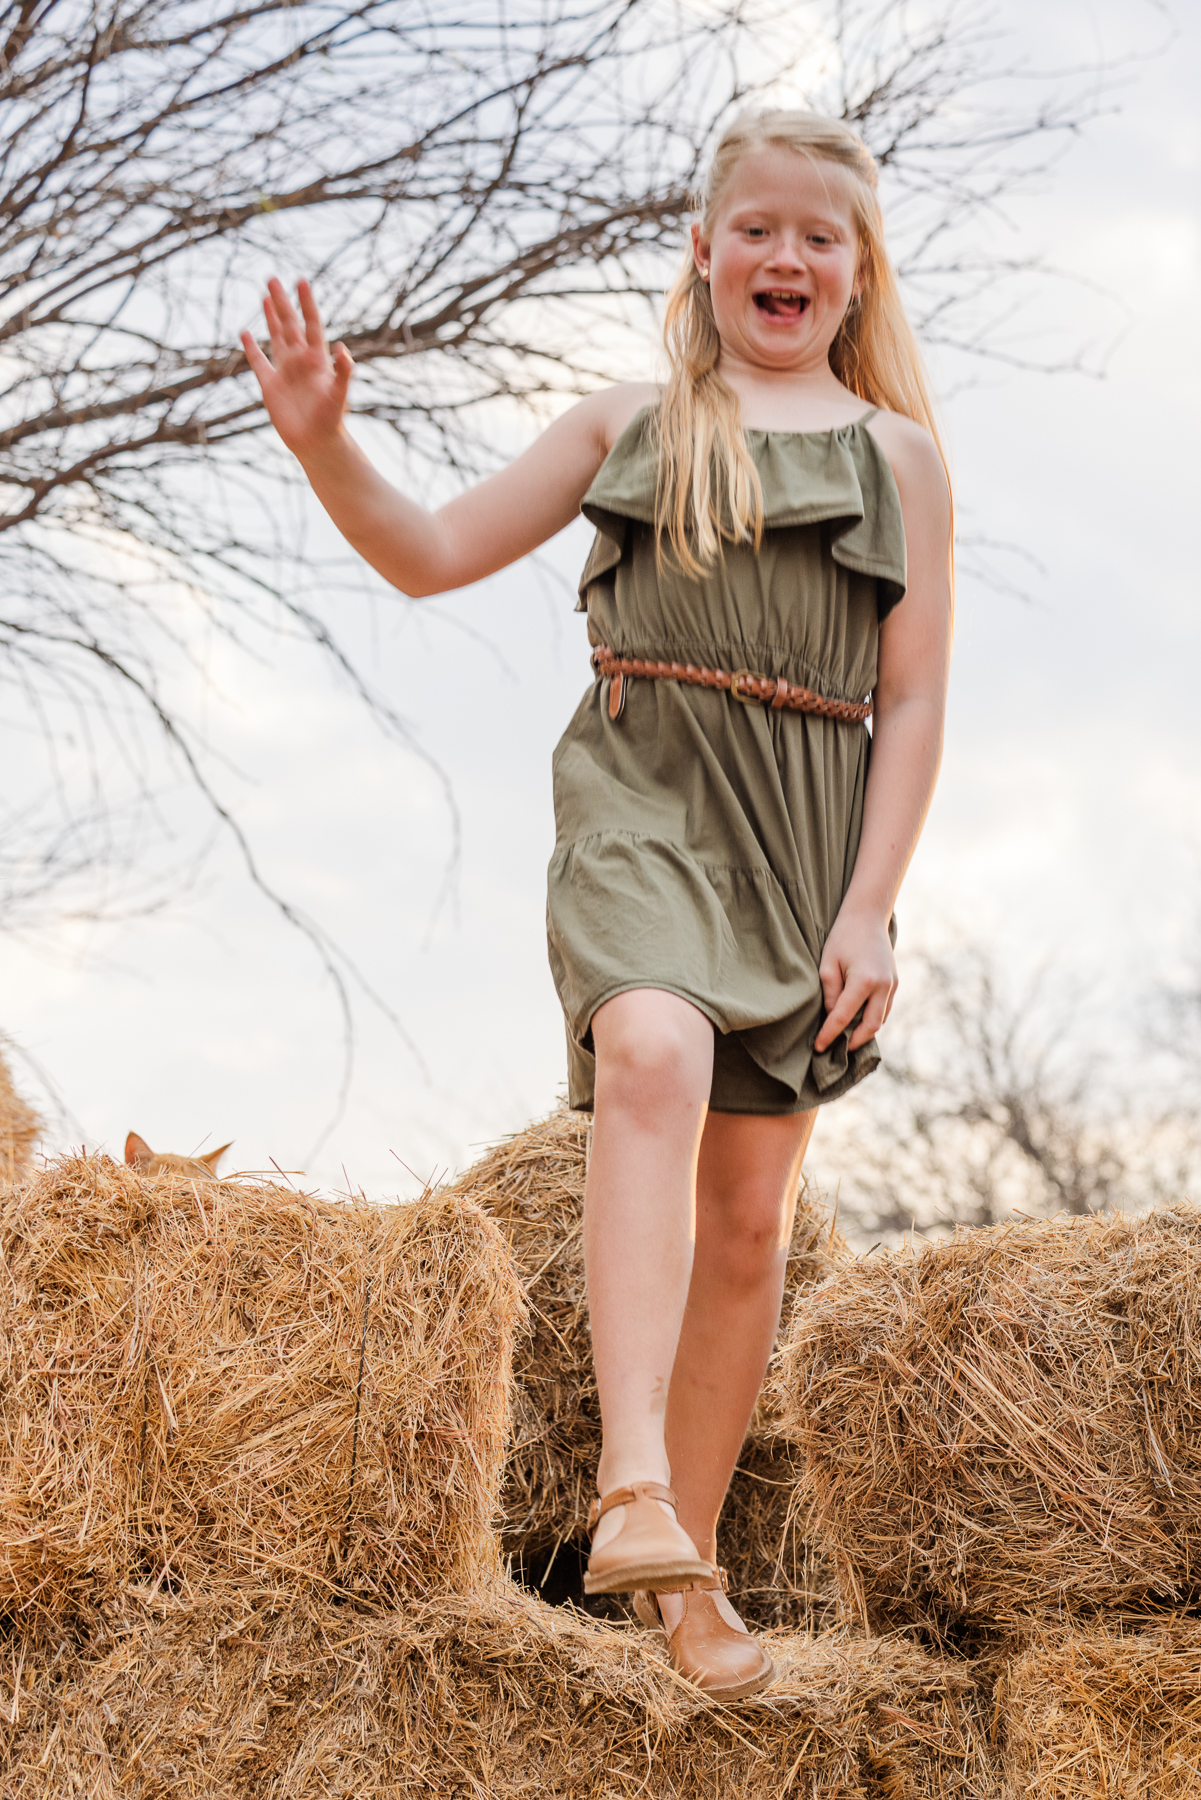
814, 963, 845, 1051
240, 330, 273, 382
297, 279, 326, 351
819, 960, 845, 1018
848, 987, 891, 1051
262, 291, 288, 354
266, 276, 303, 346
816, 971, 893, 1053
331, 342, 354, 406
814, 974, 870, 1051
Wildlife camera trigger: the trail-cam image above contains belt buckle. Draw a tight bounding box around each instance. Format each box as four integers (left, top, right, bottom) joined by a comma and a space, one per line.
730, 669, 761, 704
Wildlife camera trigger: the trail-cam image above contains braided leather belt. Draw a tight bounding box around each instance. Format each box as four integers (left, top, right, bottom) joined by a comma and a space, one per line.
590, 645, 872, 725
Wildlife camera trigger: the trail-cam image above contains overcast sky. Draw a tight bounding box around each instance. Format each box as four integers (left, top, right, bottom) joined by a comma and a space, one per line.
2, 0, 1197, 1197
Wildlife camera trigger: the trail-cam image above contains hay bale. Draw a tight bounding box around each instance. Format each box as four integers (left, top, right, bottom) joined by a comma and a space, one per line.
0, 1154, 521, 1617
0, 1042, 39, 1184
448, 1110, 598, 1570
0, 1579, 1000, 1798
450, 1108, 848, 1627
769, 1207, 1201, 1633
999, 1619, 1201, 1798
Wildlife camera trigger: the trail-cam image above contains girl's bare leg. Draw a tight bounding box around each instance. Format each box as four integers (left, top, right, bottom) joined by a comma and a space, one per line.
585, 988, 714, 1554
658, 1107, 816, 1630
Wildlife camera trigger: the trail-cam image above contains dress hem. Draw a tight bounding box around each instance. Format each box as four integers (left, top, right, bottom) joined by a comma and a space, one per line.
571, 979, 726, 1049
562, 980, 883, 1117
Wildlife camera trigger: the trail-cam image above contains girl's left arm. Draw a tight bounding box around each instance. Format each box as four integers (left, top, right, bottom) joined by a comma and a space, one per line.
814, 419, 953, 1054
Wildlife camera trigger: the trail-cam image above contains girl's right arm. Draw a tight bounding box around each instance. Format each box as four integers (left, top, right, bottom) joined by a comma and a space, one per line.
241, 280, 652, 598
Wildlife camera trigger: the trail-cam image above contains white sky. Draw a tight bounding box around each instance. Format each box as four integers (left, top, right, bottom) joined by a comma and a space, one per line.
3, 0, 1198, 1196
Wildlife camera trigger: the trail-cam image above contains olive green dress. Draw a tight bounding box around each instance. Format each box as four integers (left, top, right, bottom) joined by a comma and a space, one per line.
546, 406, 907, 1114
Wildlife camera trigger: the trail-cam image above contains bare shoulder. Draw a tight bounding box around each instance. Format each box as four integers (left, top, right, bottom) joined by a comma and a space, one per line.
582, 380, 660, 453
864, 409, 950, 514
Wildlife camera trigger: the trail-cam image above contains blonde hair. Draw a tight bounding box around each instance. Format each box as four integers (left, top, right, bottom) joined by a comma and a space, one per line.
655, 109, 946, 575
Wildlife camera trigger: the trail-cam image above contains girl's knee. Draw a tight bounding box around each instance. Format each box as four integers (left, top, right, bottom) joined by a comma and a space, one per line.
704, 1178, 792, 1285
593, 1005, 710, 1116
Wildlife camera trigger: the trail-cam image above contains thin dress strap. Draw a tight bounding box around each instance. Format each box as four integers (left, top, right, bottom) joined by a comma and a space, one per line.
855, 405, 879, 425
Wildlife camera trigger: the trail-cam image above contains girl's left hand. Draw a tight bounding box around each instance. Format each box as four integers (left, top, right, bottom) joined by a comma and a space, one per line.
814, 907, 898, 1054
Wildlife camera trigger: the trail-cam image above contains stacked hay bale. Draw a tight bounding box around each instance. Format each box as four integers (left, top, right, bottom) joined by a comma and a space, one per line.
769, 1207, 1201, 1635
0, 1582, 999, 1797
998, 1619, 1201, 1798
0, 1147, 1002, 1797
0, 1040, 39, 1184
449, 1106, 849, 1628
0, 1153, 522, 1618
768, 1204, 1201, 1789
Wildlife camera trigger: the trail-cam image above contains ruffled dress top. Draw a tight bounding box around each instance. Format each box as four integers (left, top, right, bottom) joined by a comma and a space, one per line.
546, 405, 907, 1114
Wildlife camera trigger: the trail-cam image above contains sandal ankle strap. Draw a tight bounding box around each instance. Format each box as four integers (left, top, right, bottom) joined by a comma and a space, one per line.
638, 1565, 727, 1603
587, 1480, 678, 1531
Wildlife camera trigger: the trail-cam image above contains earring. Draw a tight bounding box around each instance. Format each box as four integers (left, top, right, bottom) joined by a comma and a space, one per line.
700, 265, 710, 280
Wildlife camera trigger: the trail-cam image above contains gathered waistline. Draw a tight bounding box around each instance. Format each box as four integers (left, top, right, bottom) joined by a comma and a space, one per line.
589, 644, 872, 725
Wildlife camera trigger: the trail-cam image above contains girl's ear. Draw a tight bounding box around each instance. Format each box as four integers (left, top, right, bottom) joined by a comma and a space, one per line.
690, 222, 711, 281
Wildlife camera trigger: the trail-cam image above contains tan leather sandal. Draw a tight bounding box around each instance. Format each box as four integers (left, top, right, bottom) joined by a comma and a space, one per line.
632, 1568, 775, 1702
583, 1481, 712, 1595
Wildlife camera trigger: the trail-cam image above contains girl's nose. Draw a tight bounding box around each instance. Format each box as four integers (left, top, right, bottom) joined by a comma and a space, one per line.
767, 235, 806, 271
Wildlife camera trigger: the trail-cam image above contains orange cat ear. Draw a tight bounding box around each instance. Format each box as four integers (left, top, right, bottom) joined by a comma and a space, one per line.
125, 1131, 153, 1166
200, 1140, 232, 1174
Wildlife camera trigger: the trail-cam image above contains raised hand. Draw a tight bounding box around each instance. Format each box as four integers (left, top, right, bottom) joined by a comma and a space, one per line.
240, 278, 353, 459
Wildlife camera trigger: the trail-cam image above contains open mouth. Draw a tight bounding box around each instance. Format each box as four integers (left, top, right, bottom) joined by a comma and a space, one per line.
753, 290, 809, 318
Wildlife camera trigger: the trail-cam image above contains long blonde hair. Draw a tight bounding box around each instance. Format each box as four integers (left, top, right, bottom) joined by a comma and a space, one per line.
656, 109, 946, 575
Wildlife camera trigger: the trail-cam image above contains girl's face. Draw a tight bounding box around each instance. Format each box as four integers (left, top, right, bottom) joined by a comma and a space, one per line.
693, 146, 862, 376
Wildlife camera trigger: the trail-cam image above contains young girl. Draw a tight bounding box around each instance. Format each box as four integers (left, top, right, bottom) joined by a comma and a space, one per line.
244, 110, 952, 1701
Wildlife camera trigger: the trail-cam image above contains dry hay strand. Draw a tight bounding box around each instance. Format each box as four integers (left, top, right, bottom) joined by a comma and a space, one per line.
769, 1206, 1201, 1635
0, 1154, 522, 1619
449, 1107, 849, 1628
0, 1043, 39, 1185
998, 1617, 1201, 1799
0, 1577, 1000, 1798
